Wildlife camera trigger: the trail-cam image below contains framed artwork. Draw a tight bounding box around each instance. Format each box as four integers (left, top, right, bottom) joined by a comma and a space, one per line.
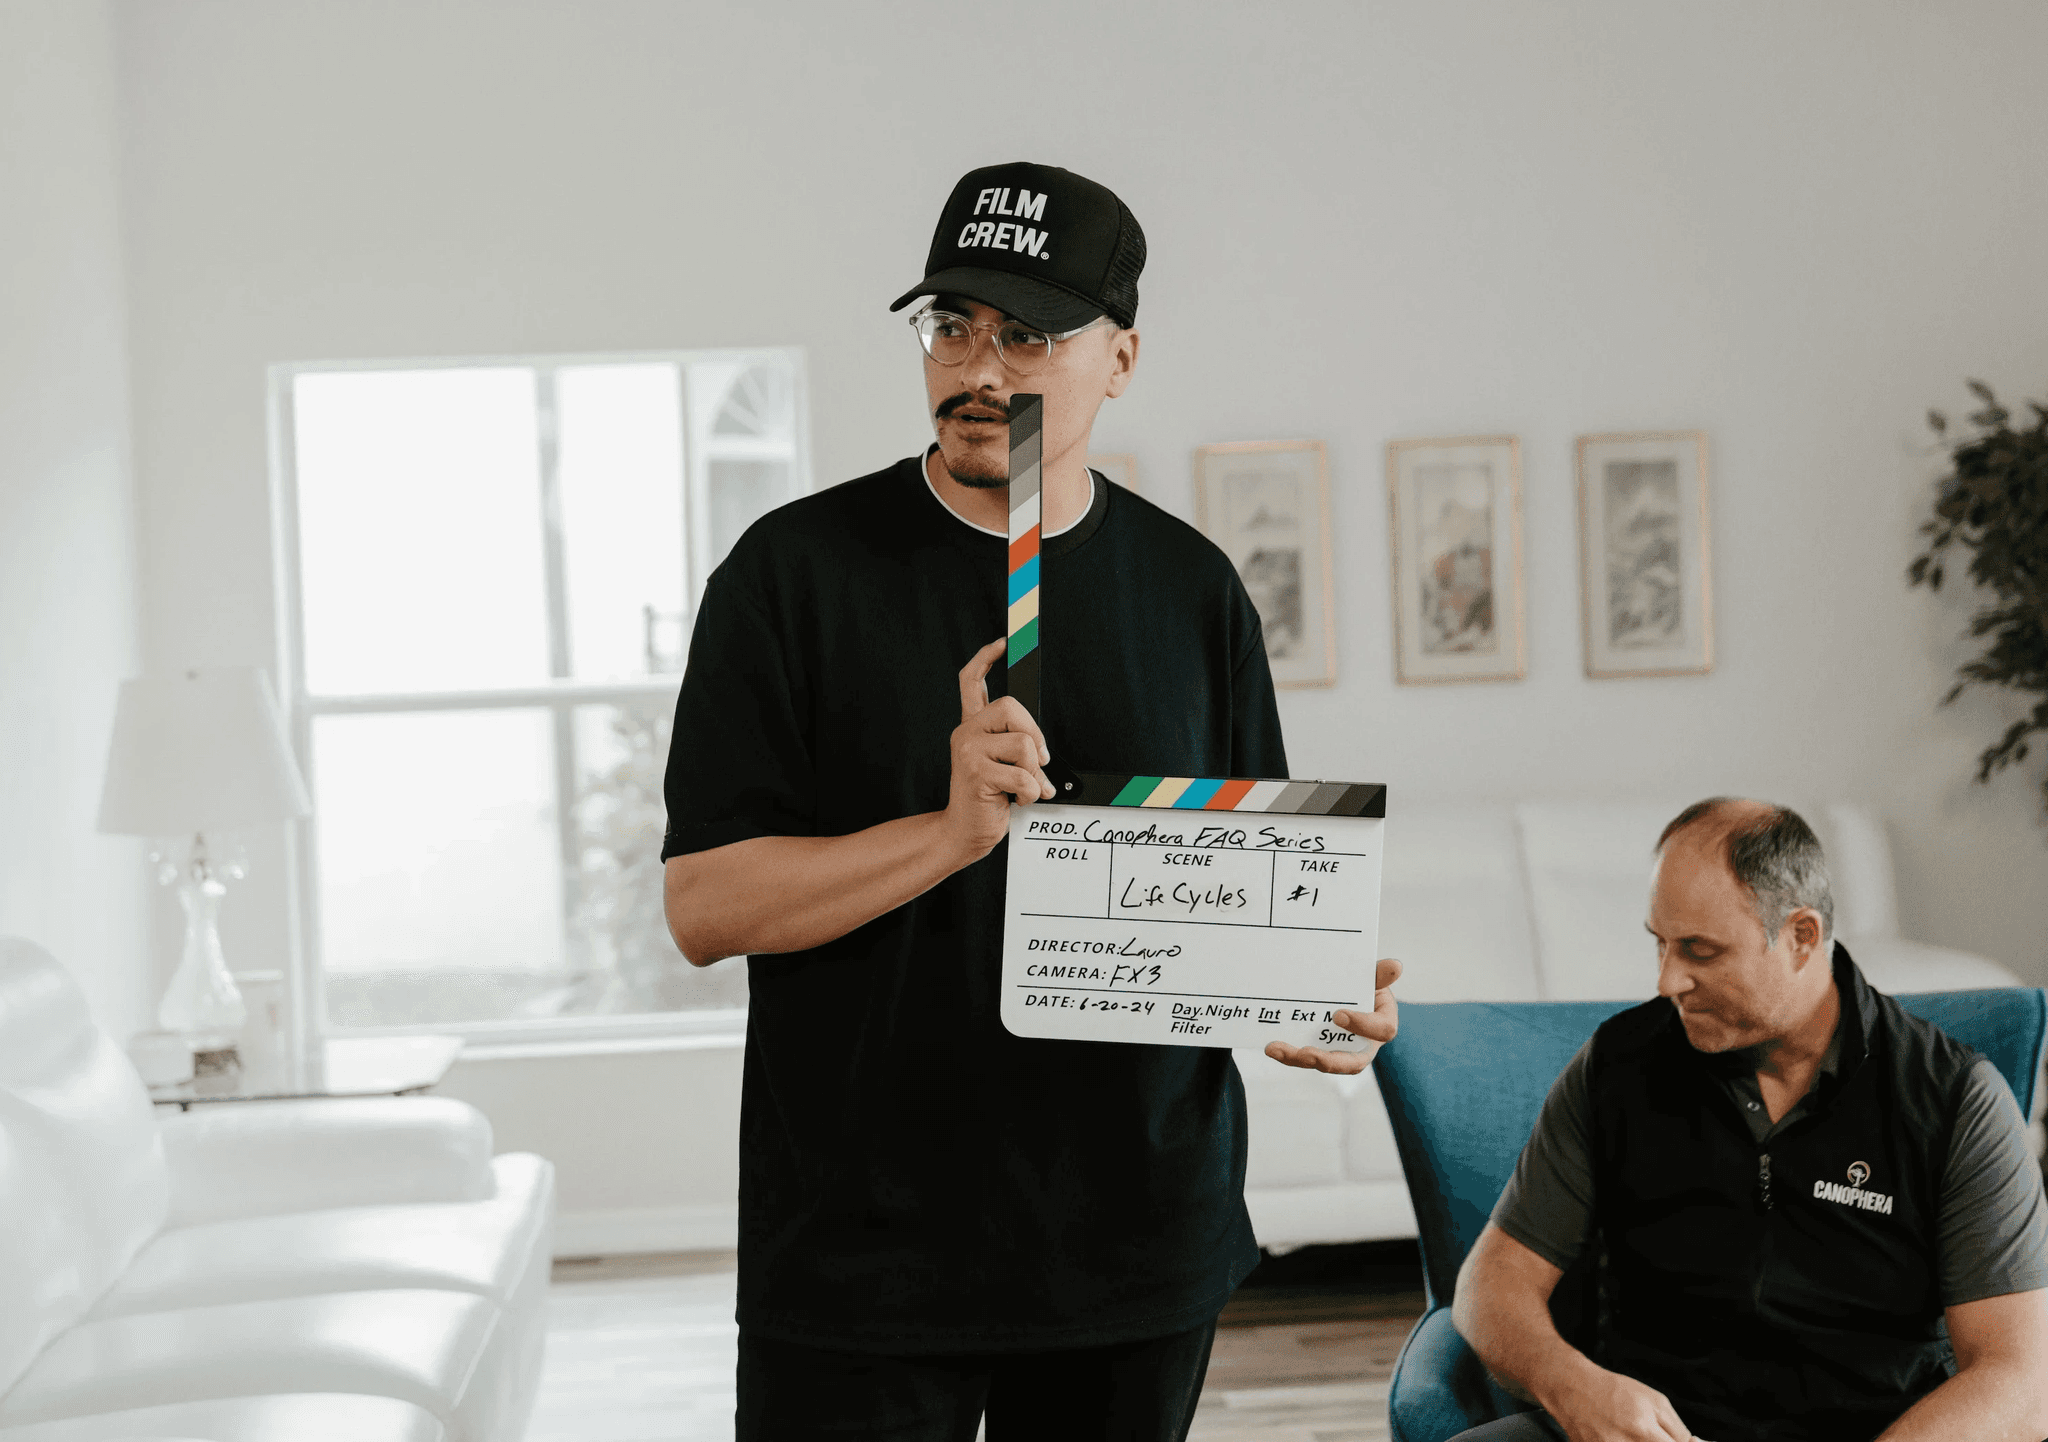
1575, 431, 1713, 677
1088, 452, 1138, 493
1192, 440, 1336, 688
1385, 436, 1526, 685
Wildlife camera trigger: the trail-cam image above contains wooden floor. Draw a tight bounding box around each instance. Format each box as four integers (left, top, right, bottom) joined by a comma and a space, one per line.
531, 1253, 1423, 1442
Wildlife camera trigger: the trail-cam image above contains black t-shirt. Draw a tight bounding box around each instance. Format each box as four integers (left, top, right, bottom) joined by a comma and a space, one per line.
662, 453, 1288, 1353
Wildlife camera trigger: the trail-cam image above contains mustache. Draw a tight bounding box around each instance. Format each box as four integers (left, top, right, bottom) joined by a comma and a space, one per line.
935, 392, 1010, 422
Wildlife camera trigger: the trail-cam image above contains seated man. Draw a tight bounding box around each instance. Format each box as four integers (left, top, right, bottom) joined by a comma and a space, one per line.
1451, 798, 2048, 1442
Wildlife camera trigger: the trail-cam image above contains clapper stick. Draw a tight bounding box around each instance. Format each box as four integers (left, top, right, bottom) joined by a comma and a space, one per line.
1005, 393, 1047, 718
1004, 394, 1080, 799
999, 393, 1384, 821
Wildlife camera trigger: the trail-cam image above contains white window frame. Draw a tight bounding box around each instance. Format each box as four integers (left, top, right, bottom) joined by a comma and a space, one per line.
267, 349, 811, 1049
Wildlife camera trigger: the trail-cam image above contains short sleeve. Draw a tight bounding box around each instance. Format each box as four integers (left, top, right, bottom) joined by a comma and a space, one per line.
1936, 1057, 2048, 1306
1491, 1039, 1599, 1272
1229, 615, 1288, 779
660, 563, 817, 861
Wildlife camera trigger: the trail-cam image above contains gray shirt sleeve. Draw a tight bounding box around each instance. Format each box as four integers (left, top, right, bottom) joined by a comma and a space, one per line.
1937, 1057, 2048, 1307
1490, 1038, 1598, 1273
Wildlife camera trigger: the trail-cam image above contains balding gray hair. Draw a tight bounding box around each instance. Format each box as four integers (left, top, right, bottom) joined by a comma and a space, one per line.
1656, 798, 1835, 944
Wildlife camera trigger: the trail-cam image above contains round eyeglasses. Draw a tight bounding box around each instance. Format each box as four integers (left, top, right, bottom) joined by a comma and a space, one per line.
909, 304, 1114, 376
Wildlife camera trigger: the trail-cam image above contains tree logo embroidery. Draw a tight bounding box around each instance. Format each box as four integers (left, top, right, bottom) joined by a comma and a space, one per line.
1815, 1161, 1892, 1215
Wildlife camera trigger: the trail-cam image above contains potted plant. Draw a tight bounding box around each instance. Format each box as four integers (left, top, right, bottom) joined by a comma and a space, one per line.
1909, 381, 2048, 809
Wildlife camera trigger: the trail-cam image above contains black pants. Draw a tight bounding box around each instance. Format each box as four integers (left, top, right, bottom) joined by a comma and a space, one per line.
735, 1319, 1219, 1442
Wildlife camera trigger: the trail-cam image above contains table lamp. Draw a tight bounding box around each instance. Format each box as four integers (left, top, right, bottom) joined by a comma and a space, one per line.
96, 668, 312, 1065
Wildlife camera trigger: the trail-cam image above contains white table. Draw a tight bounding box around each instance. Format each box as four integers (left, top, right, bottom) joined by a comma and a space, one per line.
149, 1034, 464, 1110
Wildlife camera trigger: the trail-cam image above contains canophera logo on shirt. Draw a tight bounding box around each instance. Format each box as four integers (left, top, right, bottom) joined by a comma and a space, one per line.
1814, 1159, 1893, 1215
956, 187, 1052, 261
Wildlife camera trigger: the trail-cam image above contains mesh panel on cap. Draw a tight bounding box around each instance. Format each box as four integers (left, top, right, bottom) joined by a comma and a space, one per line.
1100, 197, 1146, 328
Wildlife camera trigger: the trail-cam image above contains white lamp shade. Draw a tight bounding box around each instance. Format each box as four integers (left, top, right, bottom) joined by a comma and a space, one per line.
97, 668, 313, 836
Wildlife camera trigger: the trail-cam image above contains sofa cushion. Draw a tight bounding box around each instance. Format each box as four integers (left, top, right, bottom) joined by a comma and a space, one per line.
89, 1153, 551, 1321
1379, 806, 1541, 1002
1516, 801, 1677, 1000
0, 1128, 79, 1400
0, 1290, 494, 1428
1515, 798, 1942, 999
0, 938, 169, 1395
0, 1394, 442, 1442
1815, 805, 1901, 940
1242, 1178, 1417, 1251
1235, 1051, 1350, 1190
1844, 937, 2022, 995
1341, 1070, 1406, 1184
159, 1097, 495, 1229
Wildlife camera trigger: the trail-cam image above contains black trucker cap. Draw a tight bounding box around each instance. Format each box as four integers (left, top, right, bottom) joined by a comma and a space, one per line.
889, 161, 1145, 332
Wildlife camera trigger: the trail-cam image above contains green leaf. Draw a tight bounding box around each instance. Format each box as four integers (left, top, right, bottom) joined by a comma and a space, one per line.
1915, 380, 2048, 813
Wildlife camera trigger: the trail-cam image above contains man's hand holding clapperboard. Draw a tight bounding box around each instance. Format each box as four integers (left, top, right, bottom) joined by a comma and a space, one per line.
971, 395, 1398, 1071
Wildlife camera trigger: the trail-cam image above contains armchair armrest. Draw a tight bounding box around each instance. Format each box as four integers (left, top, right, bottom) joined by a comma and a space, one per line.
159, 1096, 495, 1228
1389, 1305, 1527, 1442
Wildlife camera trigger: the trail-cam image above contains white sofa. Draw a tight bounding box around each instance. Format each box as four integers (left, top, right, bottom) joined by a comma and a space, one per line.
1237, 799, 2029, 1251
0, 937, 555, 1442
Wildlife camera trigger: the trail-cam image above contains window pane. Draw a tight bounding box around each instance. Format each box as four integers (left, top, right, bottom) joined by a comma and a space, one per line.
313, 701, 744, 1026
565, 698, 747, 1013
315, 709, 566, 1026
687, 354, 804, 602
709, 360, 795, 440
556, 364, 688, 680
294, 368, 550, 694
282, 348, 807, 1032
708, 458, 790, 559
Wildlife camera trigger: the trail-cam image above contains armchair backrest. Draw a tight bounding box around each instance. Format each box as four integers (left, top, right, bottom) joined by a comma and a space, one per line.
1375, 999, 1629, 1309
1375, 987, 2048, 1312
1895, 988, 2045, 1116
0, 936, 169, 1394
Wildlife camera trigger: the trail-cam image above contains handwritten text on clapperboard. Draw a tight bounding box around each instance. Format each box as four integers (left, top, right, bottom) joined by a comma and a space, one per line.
1000, 804, 1383, 1050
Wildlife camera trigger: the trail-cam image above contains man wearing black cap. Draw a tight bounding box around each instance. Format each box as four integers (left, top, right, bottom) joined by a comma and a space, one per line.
660, 162, 1400, 1441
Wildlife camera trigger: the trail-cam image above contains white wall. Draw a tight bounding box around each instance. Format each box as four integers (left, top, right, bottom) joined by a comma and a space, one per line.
113, 0, 2048, 1241
0, 0, 150, 1036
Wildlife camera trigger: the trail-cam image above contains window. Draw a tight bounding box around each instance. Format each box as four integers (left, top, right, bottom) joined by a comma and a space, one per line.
272, 351, 809, 1039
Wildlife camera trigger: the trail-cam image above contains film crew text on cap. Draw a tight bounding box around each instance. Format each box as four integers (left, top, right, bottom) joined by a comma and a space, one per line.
891, 162, 1147, 334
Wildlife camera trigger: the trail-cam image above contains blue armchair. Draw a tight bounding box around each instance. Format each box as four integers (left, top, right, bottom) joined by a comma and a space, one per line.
1372, 989, 2048, 1442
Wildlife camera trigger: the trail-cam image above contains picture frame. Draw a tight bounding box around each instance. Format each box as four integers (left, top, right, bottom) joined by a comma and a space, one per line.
1087, 452, 1138, 494
1575, 431, 1713, 678
1192, 440, 1336, 689
1385, 436, 1526, 684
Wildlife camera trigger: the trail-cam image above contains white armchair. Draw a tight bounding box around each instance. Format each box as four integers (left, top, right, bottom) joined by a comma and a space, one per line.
0, 937, 555, 1442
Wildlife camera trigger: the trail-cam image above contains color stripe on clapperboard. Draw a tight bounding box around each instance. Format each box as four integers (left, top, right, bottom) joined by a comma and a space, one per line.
1078, 774, 1385, 817
1006, 394, 1045, 717
1001, 393, 1382, 821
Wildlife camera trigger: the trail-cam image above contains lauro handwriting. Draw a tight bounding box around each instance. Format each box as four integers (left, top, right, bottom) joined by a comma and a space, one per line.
1116, 937, 1179, 959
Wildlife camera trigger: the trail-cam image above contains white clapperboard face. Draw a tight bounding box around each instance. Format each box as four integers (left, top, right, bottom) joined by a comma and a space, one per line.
995, 395, 1386, 1051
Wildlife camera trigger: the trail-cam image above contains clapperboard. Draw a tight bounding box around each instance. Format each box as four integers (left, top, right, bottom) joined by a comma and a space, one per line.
996, 395, 1387, 1051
